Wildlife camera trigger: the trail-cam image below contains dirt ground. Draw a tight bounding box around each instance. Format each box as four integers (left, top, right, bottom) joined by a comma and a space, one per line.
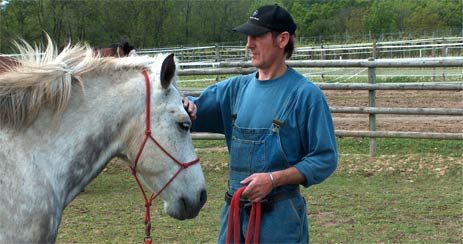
324, 90, 463, 133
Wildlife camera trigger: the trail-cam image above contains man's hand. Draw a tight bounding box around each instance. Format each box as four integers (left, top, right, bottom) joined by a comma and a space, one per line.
182, 97, 197, 120
240, 173, 274, 203
240, 167, 306, 203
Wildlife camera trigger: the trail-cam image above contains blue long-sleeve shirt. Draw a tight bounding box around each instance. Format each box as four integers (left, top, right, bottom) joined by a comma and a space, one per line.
189, 67, 338, 187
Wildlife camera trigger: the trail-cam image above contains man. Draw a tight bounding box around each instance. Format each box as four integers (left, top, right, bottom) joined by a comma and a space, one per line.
183, 4, 338, 243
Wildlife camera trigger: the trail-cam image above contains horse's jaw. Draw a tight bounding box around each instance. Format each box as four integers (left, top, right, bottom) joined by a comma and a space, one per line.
163, 186, 208, 220
134, 160, 207, 220
162, 166, 207, 220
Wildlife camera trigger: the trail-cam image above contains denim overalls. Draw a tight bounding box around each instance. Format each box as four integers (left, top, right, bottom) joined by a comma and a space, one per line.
217, 80, 309, 243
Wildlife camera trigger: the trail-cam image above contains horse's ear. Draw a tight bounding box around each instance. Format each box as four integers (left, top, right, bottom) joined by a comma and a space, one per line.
120, 41, 135, 55
128, 49, 137, 56
160, 54, 176, 89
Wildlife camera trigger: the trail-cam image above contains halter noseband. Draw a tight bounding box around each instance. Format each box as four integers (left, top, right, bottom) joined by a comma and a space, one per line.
130, 70, 200, 244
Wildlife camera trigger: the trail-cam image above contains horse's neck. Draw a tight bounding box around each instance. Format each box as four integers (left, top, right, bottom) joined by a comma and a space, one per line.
22, 73, 144, 205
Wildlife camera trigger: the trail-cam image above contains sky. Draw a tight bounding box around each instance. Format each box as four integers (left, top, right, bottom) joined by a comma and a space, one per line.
0, 0, 9, 9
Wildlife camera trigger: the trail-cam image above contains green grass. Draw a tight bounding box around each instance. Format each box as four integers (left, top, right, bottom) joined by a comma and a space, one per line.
194, 138, 463, 157
308, 174, 462, 243
56, 139, 462, 243
337, 138, 462, 156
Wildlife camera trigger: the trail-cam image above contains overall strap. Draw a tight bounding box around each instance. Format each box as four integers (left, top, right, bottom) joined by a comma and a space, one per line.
231, 73, 255, 122
272, 82, 305, 130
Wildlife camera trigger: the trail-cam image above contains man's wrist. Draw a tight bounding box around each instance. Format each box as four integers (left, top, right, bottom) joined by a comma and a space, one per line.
268, 172, 276, 189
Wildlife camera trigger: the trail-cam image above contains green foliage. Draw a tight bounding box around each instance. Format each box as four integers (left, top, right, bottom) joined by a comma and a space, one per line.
0, 0, 253, 51
366, 1, 397, 35
1, 0, 462, 52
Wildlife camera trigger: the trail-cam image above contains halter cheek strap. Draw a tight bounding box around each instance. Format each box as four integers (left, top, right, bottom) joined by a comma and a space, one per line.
130, 70, 200, 244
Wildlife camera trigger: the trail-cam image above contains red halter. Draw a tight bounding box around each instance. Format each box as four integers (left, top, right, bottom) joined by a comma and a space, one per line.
130, 70, 200, 244
226, 186, 262, 244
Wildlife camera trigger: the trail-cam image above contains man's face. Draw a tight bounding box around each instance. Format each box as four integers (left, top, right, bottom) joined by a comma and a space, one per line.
246, 32, 283, 70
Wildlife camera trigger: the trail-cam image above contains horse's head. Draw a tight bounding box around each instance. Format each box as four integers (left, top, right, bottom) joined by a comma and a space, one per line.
0, 35, 206, 242
126, 53, 206, 220
98, 41, 136, 57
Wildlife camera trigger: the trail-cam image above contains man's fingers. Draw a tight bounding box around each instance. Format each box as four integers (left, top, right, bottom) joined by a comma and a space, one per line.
182, 97, 197, 120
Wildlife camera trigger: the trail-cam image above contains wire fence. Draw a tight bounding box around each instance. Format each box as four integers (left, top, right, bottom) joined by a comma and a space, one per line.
137, 36, 463, 64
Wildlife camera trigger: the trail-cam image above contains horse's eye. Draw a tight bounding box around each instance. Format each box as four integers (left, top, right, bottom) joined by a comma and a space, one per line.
178, 122, 190, 131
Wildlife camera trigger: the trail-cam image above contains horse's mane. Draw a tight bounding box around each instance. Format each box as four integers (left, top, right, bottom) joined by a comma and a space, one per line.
0, 35, 151, 131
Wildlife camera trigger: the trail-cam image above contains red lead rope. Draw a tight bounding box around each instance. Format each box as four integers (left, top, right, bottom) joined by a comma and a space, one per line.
226, 186, 262, 244
130, 70, 200, 244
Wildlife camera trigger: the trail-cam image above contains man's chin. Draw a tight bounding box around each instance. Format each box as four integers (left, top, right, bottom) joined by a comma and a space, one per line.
250, 59, 260, 68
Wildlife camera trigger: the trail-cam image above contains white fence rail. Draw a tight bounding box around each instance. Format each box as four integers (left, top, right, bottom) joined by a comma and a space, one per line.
138, 37, 463, 63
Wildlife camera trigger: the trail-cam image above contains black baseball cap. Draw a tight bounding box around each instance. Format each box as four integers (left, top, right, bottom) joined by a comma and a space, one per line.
233, 4, 297, 36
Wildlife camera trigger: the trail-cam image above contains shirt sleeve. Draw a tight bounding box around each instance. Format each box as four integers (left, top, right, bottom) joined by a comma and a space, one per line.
187, 78, 236, 136
293, 91, 338, 187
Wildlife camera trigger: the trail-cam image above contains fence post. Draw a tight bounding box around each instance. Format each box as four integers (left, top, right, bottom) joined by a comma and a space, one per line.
321, 44, 325, 82
215, 43, 220, 82
215, 43, 220, 62
442, 45, 448, 81
368, 57, 377, 156
180, 45, 184, 62
432, 39, 436, 81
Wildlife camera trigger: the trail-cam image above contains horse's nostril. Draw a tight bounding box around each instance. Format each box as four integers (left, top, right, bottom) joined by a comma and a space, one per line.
200, 189, 207, 206
180, 197, 187, 209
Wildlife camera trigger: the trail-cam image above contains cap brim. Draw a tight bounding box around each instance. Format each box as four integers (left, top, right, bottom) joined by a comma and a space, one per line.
233, 22, 271, 36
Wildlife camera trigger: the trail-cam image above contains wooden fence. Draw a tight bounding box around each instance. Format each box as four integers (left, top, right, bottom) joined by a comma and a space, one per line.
179, 57, 463, 156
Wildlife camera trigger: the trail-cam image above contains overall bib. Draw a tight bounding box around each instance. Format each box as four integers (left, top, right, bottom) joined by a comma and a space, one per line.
217, 81, 309, 243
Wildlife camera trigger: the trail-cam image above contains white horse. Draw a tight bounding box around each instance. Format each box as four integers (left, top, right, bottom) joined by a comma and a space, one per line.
0, 37, 207, 243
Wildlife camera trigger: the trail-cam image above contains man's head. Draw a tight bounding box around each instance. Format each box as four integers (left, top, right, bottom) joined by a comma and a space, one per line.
233, 4, 296, 36
233, 4, 296, 59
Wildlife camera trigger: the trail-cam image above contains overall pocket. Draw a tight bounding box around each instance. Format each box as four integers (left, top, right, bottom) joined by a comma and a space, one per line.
230, 136, 266, 174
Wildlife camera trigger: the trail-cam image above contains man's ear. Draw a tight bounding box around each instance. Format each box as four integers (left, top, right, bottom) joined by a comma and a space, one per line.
278, 32, 290, 48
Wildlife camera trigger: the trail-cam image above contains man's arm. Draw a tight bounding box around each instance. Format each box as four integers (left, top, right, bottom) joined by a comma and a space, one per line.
240, 167, 305, 203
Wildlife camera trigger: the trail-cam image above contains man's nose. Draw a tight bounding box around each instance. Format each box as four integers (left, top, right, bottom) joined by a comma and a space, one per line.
246, 36, 255, 48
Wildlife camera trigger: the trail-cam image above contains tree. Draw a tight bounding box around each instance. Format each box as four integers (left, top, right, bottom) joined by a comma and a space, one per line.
1, 0, 462, 53
1, 0, 42, 51
404, 3, 446, 35
365, 0, 398, 37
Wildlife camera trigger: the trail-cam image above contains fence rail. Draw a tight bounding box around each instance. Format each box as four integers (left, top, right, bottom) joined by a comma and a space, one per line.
180, 57, 463, 156
178, 58, 463, 81
218, 57, 463, 68
138, 37, 463, 63
191, 131, 463, 141
331, 107, 463, 116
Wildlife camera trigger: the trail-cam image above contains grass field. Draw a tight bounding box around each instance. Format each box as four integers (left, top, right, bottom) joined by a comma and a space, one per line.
56, 138, 462, 243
